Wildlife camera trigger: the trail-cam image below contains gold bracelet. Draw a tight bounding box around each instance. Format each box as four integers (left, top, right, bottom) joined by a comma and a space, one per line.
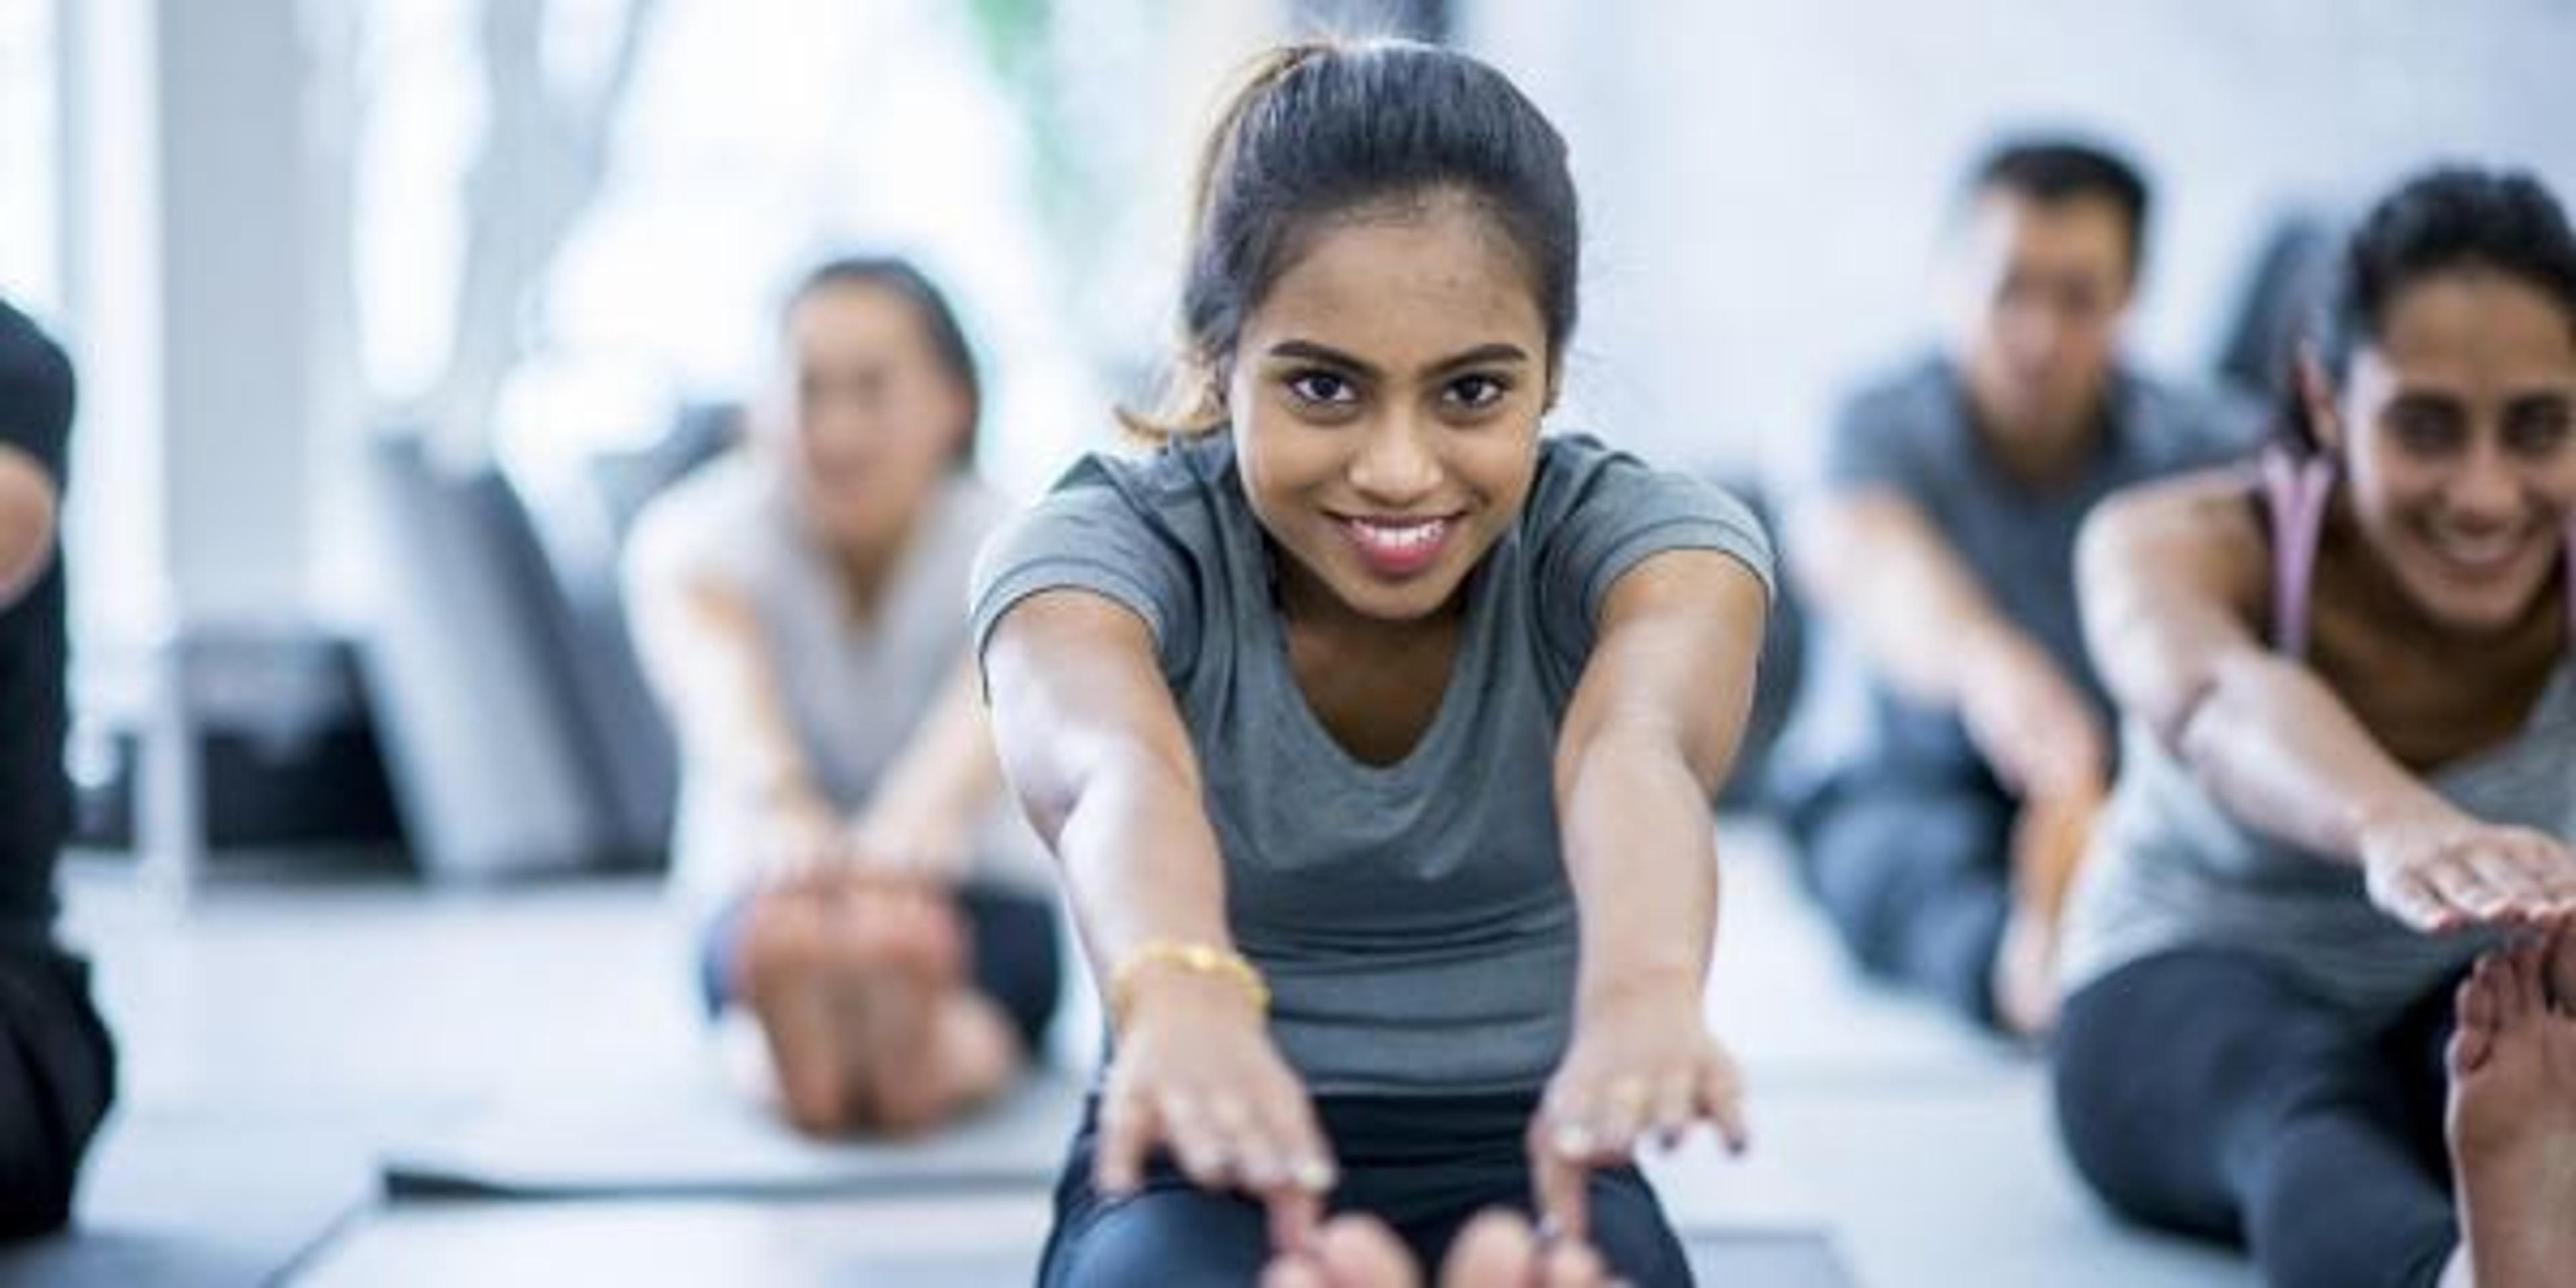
1107, 941, 1269, 1031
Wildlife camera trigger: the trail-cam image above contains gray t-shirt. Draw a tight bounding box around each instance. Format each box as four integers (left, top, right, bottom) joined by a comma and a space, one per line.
970, 431, 1774, 1095
1772, 356, 2255, 801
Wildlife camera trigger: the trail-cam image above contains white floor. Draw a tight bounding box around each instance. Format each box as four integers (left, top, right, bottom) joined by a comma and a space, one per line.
17, 824, 2257, 1287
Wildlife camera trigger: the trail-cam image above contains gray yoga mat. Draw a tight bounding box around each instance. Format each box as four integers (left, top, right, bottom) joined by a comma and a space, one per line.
378, 1073, 1085, 1199
0, 1106, 378, 1288
839, 1231, 1853, 1287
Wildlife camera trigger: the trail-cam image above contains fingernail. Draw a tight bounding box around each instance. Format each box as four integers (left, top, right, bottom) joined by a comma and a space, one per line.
1552, 1124, 1594, 1157
1290, 1157, 1336, 1193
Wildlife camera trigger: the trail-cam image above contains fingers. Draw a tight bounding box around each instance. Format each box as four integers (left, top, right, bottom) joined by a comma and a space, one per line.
1649, 1071, 1696, 1150
1093, 1085, 1157, 1195
1699, 1059, 1752, 1155
1528, 1110, 1593, 1246
2422, 856, 2512, 925
2377, 860, 2466, 934
1266, 1187, 1324, 1262
1593, 1077, 1649, 1159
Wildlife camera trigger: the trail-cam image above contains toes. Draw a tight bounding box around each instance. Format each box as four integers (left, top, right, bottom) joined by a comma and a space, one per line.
1439, 1210, 1537, 1288
1313, 1214, 1418, 1288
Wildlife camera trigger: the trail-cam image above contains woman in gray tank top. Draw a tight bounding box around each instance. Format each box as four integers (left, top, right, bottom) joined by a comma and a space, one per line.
2051, 168, 2576, 1288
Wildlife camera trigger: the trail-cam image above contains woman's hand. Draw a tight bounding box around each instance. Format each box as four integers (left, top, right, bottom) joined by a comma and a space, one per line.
757, 793, 856, 887
1095, 972, 1337, 1253
1529, 982, 1748, 1242
844, 793, 975, 881
2359, 798, 2576, 933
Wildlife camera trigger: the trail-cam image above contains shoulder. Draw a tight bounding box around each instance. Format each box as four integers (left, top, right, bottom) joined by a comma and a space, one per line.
1811, 353, 1959, 489
1525, 432, 1778, 602
2082, 465, 2269, 594
623, 451, 772, 590
1840, 354, 1952, 425
1004, 434, 1238, 549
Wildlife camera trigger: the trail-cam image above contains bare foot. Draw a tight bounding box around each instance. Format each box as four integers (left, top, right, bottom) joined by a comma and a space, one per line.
1259, 1211, 1608, 1288
737, 877, 969, 1136
2446, 942, 2576, 1288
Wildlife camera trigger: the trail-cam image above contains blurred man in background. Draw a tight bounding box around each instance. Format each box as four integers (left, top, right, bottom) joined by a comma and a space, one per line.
1770, 139, 2256, 1036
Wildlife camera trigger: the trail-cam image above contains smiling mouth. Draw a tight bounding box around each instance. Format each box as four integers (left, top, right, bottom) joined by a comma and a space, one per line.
1334, 513, 1457, 578
2425, 524, 2540, 575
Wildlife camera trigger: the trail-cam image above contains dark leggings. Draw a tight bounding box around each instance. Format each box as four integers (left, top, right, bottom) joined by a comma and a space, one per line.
1038, 1091, 1693, 1287
697, 880, 1063, 1054
1788, 775, 2012, 1028
0, 942, 117, 1239
2053, 950, 2459, 1288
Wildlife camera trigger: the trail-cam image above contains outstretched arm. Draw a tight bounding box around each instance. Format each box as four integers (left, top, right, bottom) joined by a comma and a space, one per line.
2080, 470, 2576, 930
1534, 547, 1766, 1240
983, 588, 1330, 1251
1790, 489, 2106, 798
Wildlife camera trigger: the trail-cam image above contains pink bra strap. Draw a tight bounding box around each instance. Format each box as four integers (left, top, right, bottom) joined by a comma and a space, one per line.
2261, 449, 2338, 659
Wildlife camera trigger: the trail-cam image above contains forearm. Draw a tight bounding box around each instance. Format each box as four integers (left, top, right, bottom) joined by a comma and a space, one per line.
1051, 746, 1236, 973
2177, 650, 2451, 864
636, 579, 830, 819
859, 655, 1006, 845
1558, 721, 1720, 1010
1794, 495, 2026, 705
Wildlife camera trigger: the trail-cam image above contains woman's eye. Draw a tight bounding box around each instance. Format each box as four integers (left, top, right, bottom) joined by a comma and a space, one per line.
2506, 405, 2571, 455
1444, 374, 1509, 409
1286, 370, 1356, 406
2387, 406, 2461, 454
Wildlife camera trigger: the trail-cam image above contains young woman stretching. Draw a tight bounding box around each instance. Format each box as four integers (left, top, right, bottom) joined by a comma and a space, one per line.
973, 40, 1773, 1287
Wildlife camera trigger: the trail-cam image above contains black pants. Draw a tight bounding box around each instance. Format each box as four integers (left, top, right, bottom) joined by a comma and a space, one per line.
2053, 950, 2459, 1288
0, 943, 116, 1240
698, 881, 1063, 1054
1038, 1091, 1693, 1287
1788, 775, 2012, 1028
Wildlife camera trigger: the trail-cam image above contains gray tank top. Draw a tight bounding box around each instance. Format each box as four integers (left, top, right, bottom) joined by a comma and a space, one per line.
2059, 451, 2576, 1016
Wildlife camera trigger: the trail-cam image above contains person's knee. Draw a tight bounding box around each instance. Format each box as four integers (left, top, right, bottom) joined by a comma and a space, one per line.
0, 959, 116, 1239
1046, 1187, 1270, 1288
1801, 793, 2006, 954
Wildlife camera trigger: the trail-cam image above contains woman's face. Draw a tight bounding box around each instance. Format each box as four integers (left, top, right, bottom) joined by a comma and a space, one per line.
2314, 268, 2576, 635
764, 282, 970, 556
1225, 190, 1552, 627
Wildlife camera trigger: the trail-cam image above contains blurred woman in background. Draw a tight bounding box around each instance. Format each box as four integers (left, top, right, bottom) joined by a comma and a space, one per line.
625, 256, 1059, 1136
2054, 166, 2576, 1288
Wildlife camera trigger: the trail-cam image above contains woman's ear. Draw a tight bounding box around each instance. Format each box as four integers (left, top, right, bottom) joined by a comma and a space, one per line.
2294, 341, 2342, 455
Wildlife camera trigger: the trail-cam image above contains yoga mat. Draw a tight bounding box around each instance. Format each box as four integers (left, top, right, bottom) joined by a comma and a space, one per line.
0, 1107, 377, 1288
378, 1073, 1084, 1199
303, 1194, 1847, 1288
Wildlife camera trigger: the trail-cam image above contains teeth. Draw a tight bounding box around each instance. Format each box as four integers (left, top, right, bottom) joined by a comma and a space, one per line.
1348, 518, 1445, 553
2432, 530, 2525, 568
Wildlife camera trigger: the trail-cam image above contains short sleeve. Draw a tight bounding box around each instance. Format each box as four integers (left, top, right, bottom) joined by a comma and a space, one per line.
0, 301, 74, 487
969, 455, 1201, 680
1812, 380, 1923, 497
1528, 436, 1777, 664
